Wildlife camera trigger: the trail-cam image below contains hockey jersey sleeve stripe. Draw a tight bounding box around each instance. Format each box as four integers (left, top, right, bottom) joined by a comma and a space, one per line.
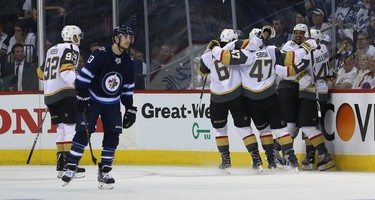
220, 50, 231, 65
60, 63, 74, 73
241, 39, 250, 49
122, 83, 135, 88
81, 67, 94, 78
284, 51, 295, 68
122, 91, 134, 96
76, 75, 91, 84
89, 90, 121, 103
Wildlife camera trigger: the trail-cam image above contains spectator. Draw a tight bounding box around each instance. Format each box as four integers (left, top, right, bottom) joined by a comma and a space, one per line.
287, 11, 307, 41
358, 54, 375, 89
150, 44, 172, 81
45, 0, 72, 44
19, 0, 37, 33
2, 43, 38, 91
89, 42, 101, 53
356, 30, 375, 56
311, 8, 332, 39
267, 17, 289, 48
130, 48, 146, 90
328, 51, 357, 89
6, 20, 36, 63
367, 14, 375, 46
335, 0, 358, 26
0, 22, 10, 65
0, 0, 22, 35
352, 53, 370, 88
356, 0, 375, 31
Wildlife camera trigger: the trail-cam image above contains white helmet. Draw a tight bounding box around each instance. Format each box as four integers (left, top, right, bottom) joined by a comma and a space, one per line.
305, 28, 323, 41
220, 28, 238, 43
293, 23, 308, 32
249, 28, 262, 40
61, 25, 83, 45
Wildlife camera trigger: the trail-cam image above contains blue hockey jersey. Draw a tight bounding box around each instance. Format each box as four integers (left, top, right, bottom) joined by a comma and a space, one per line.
76, 45, 135, 107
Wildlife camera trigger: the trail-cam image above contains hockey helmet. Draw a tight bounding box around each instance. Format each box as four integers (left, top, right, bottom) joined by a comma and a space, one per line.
293, 23, 308, 33
61, 25, 83, 45
113, 25, 134, 44
249, 28, 262, 40
220, 28, 238, 43
305, 28, 323, 41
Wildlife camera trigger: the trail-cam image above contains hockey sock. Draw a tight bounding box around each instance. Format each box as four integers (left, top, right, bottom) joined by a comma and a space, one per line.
101, 147, 116, 166
68, 141, 86, 164
216, 136, 229, 152
243, 134, 258, 152
260, 134, 274, 151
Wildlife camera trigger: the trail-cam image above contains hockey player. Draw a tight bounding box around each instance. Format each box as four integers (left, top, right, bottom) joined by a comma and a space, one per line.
297, 29, 335, 171
37, 25, 85, 178
208, 26, 312, 171
62, 25, 137, 189
199, 28, 263, 174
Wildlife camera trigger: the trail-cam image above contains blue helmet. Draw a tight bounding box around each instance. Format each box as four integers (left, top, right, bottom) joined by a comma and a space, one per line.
113, 25, 134, 44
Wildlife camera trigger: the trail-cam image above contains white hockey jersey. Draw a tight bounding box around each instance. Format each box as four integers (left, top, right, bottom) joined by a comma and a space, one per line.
299, 44, 330, 100
199, 50, 242, 103
211, 42, 298, 100
37, 43, 80, 104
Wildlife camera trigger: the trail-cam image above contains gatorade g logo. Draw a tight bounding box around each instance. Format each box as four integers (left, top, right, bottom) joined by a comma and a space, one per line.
192, 122, 210, 139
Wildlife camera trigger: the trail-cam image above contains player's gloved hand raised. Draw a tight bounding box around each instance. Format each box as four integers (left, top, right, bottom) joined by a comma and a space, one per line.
123, 106, 137, 129
77, 91, 90, 112
261, 25, 276, 40
207, 40, 220, 50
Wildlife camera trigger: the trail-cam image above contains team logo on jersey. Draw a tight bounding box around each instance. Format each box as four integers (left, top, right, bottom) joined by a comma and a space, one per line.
102, 72, 123, 95
115, 57, 121, 64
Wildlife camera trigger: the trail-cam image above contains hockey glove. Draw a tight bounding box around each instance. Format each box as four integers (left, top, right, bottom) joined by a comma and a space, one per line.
123, 106, 137, 129
261, 25, 276, 39
77, 91, 90, 112
207, 40, 220, 50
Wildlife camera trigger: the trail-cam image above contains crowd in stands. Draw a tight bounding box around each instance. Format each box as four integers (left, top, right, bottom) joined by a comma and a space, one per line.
1, 0, 375, 91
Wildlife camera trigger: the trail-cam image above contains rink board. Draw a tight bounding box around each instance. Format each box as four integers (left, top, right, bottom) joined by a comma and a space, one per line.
0, 90, 375, 171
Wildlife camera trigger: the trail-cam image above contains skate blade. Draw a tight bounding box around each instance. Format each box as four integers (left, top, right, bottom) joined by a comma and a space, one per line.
318, 161, 336, 171
254, 166, 263, 174
74, 172, 85, 178
57, 171, 64, 179
284, 165, 299, 173
302, 164, 313, 171
98, 182, 114, 190
276, 163, 284, 169
220, 168, 231, 175
62, 181, 70, 187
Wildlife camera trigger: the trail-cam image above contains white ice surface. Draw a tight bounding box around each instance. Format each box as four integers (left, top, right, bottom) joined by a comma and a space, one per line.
1, 165, 375, 200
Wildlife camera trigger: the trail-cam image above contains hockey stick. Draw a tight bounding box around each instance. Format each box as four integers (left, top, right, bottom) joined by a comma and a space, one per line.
83, 111, 97, 165
26, 108, 49, 164
198, 76, 207, 112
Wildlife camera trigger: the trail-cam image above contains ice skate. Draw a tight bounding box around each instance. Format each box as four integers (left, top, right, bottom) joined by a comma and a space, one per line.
62, 163, 77, 186
58, 166, 86, 178
283, 150, 299, 173
218, 151, 231, 174
302, 151, 315, 171
317, 152, 335, 171
56, 152, 66, 179
265, 150, 277, 171
98, 163, 115, 189
273, 150, 285, 169
250, 150, 263, 174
